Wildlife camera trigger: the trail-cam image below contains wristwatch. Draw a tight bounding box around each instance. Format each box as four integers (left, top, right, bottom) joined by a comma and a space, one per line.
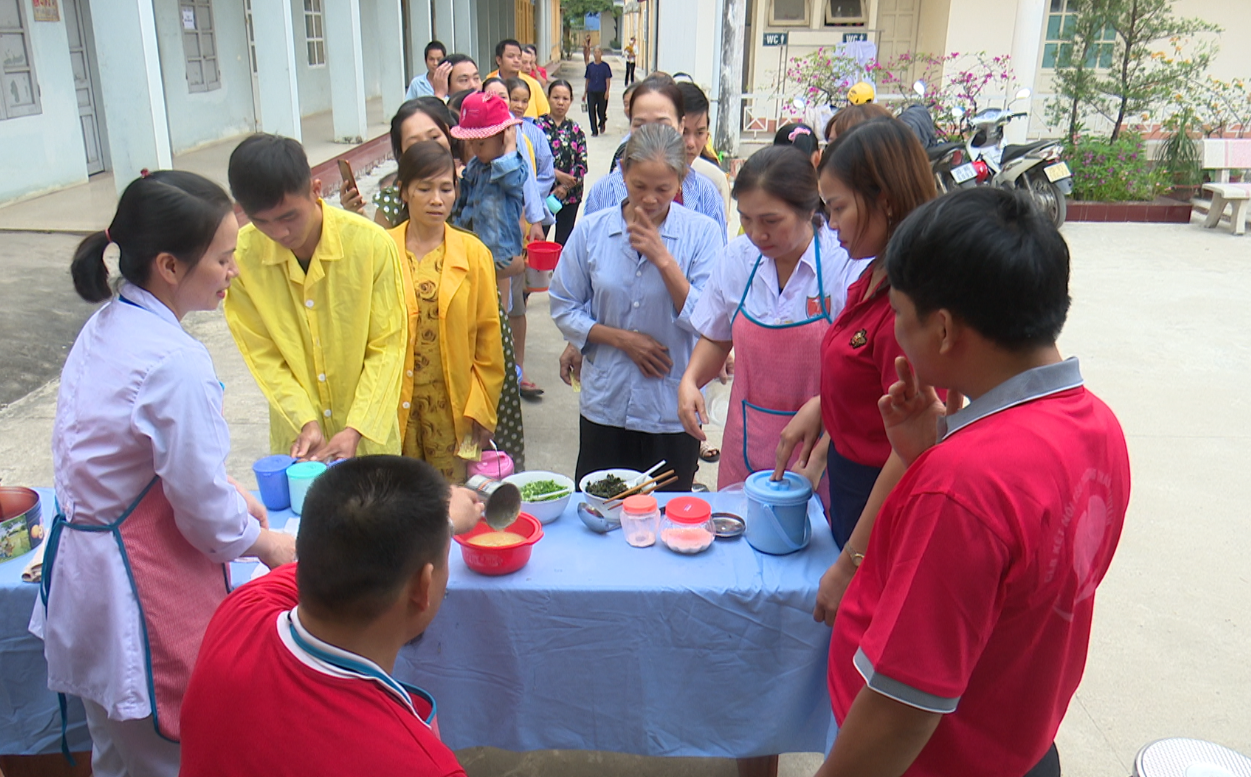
844, 545, 865, 568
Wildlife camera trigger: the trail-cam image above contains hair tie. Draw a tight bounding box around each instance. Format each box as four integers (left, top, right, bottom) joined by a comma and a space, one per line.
789, 126, 813, 141
104, 228, 112, 244
140, 168, 151, 178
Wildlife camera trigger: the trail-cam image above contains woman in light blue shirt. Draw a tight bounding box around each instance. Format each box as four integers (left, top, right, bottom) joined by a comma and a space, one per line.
550, 124, 722, 490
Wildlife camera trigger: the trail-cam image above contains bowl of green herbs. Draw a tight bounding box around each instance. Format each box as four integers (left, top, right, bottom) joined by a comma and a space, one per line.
502, 471, 576, 524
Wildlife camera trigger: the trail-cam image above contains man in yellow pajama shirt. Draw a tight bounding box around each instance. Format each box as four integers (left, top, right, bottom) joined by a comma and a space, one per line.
225, 134, 407, 460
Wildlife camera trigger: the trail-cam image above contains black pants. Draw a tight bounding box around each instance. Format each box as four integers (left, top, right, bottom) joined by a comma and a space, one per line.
624, 62, 636, 85
576, 416, 700, 491
587, 90, 608, 134
826, 447, 882, 548
1023, 743, 1060, 777
547, 201, 579, 246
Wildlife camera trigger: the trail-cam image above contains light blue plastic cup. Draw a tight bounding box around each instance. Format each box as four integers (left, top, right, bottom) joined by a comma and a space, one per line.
287, 461, 328, 516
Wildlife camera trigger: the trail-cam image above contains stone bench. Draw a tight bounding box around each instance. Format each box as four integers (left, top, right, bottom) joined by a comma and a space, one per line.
1201, 183, 1249, 236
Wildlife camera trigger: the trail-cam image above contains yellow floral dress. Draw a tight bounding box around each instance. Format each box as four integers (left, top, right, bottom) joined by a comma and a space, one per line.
402, 244, 464, 481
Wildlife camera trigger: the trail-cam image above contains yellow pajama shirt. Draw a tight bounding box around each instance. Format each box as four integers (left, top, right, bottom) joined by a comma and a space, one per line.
225, 201, 408, 456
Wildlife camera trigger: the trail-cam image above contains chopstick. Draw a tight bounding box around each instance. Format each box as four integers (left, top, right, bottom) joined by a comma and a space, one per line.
605, 470, 676, 507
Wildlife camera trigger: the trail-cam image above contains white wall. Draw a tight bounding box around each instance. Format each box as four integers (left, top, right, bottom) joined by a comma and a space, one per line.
292, 0, 331, 115
656, 0, 719, 95
0, 0, 89, 203
155, 0, 257, 153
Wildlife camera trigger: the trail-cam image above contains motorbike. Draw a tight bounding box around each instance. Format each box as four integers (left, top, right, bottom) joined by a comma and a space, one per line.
945, 88, 1073, 228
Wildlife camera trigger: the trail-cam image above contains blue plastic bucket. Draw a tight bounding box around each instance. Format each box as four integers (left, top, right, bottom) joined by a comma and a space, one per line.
743, 470, 812, 555
253, 455, 296, 510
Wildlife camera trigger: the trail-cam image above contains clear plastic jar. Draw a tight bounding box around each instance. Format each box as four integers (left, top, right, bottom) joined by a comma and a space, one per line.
620, 495, 660, 548
660, 496, 715, 554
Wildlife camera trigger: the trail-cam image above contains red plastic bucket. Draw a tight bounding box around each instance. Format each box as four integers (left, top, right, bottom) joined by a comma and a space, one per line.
526, 240, 562, 271
454, 512, 544, 575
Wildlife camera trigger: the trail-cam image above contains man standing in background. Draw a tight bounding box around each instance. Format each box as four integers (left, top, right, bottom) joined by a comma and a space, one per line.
584, 48, 612, 137
406, 40, 446, 99
488, 39, 549, 118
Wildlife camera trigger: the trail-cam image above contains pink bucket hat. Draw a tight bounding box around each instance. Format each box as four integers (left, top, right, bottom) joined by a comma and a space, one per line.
450, 92, 521, 139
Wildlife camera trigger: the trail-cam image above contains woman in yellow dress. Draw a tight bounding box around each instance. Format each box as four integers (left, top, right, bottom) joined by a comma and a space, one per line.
388, 140, 506, 480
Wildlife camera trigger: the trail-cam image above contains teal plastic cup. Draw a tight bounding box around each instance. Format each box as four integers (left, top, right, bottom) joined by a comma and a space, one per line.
287, 461, 328, 516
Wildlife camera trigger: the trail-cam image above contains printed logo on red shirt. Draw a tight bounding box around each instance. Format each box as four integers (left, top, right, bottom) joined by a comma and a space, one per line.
1048, 468, 1118, 621
807, 295, 831, 318
850, 328, 868, 348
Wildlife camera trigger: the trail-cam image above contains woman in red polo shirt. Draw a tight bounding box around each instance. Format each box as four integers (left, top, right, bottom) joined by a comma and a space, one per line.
775, 119, 937, 614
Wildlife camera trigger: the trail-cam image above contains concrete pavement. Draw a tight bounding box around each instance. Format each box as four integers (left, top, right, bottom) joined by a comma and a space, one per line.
1, 56, 1249, 775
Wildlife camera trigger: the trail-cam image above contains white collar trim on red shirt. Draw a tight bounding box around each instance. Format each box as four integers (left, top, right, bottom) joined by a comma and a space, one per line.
276, 607, 423, 722
939, 357, 1084, 441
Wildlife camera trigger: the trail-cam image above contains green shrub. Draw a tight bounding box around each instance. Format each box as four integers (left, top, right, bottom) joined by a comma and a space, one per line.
1067, 132, 1165, 201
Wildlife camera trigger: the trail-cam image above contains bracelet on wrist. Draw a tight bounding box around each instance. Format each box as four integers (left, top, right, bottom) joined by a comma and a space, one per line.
844, 544, 865, 568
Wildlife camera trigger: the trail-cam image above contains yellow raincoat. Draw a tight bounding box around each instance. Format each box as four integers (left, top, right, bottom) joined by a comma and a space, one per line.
225, 201, 407, 455
390, 223, 505, 440
487, 70, 549, 117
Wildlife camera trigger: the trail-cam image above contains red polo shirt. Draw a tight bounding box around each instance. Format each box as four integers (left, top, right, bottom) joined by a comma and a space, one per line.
181, 565, 465, 777
820, 266, 901, 467
828, 362, 1129, 776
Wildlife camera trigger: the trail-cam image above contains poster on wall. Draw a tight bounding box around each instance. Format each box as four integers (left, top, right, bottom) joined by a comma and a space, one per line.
33, 0, 60, 22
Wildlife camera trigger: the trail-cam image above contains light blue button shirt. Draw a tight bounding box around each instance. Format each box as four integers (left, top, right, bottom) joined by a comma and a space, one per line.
584, 167, 728, 242
550, 203, 722, 434
405, 73, 435, 99
519, 118, 556, 198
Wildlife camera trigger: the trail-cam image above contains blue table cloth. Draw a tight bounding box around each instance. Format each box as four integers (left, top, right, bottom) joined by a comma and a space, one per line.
4, 489, 839, 759
0, 487, 91, 756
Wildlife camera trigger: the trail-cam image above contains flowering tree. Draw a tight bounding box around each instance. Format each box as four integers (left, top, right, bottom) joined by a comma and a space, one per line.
782, 49, 1018, 141
1193, 76, 1251, 138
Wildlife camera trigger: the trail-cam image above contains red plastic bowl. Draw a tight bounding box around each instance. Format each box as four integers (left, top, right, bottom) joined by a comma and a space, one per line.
454, 512, 543, 575
526, 241, 562, 271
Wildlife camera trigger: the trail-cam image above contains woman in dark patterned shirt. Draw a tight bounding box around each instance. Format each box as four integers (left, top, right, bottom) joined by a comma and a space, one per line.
536, 79, 588, 246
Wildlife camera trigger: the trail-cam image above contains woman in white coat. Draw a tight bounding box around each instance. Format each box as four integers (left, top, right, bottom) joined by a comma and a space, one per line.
32, 171, 296, 776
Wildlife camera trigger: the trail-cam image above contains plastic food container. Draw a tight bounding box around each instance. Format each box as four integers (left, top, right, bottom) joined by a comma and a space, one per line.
454, 512, 544, 575
619, 495, 660, 548
743, 470, 813, 555
660, 496, 715, 554
467, 448, 514, 480
253, 455, 296, 510
287, 461, 328, 516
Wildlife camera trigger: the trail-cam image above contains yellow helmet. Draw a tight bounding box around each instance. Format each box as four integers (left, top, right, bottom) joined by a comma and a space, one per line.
847, 81, 875, 105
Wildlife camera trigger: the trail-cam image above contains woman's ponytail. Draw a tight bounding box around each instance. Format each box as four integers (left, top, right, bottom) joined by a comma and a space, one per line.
68, 170, 232, 304
71, 230, 113, 303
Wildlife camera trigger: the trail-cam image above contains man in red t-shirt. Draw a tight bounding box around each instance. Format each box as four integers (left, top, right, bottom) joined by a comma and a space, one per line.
818, 188, 1130, 777
181, 457, 482, 776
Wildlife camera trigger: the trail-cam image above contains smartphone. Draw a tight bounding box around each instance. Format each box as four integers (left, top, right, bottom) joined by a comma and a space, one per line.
337, 159, 357, 193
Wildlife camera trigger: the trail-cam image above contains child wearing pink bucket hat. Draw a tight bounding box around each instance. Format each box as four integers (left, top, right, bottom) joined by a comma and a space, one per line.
450, 92, 528, 280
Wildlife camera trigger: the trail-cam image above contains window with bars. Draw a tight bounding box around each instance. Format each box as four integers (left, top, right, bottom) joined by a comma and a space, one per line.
0, 0, 41, 119
181, 0, 220, 92
768, 0, 810, 26
1041, 0, 1116, 70
304, 0, 325, 67
825, 0, 866, 26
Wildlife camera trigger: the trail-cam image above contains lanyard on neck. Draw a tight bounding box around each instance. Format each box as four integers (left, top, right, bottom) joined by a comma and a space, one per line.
287, 617, 434, 726
732, 228, 827, 327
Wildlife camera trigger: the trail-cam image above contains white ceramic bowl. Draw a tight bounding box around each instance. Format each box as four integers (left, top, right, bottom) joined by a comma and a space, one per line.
578, 468, 644, 521
502, 471, 576, 524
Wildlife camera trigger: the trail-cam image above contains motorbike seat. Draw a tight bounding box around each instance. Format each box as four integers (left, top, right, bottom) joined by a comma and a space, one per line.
1001, 140, 1054, 164
926, 141, 964, 161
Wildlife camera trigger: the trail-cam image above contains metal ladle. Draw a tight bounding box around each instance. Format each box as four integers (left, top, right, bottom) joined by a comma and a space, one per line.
481, 482, 522, 531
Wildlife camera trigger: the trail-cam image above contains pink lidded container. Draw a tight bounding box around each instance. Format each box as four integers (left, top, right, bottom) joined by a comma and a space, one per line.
660, 496, 715, 555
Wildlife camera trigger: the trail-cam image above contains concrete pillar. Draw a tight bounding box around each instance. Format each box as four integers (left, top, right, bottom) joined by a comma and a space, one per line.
408, 0, 434, 82
1008, 0, 1047, 143
326, 0, 368, 142
90, 0, 172, 193
378, 0, 406, 117
453, 0, 477, 62
434, 0, 456, 52
252, 0, 302, 141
